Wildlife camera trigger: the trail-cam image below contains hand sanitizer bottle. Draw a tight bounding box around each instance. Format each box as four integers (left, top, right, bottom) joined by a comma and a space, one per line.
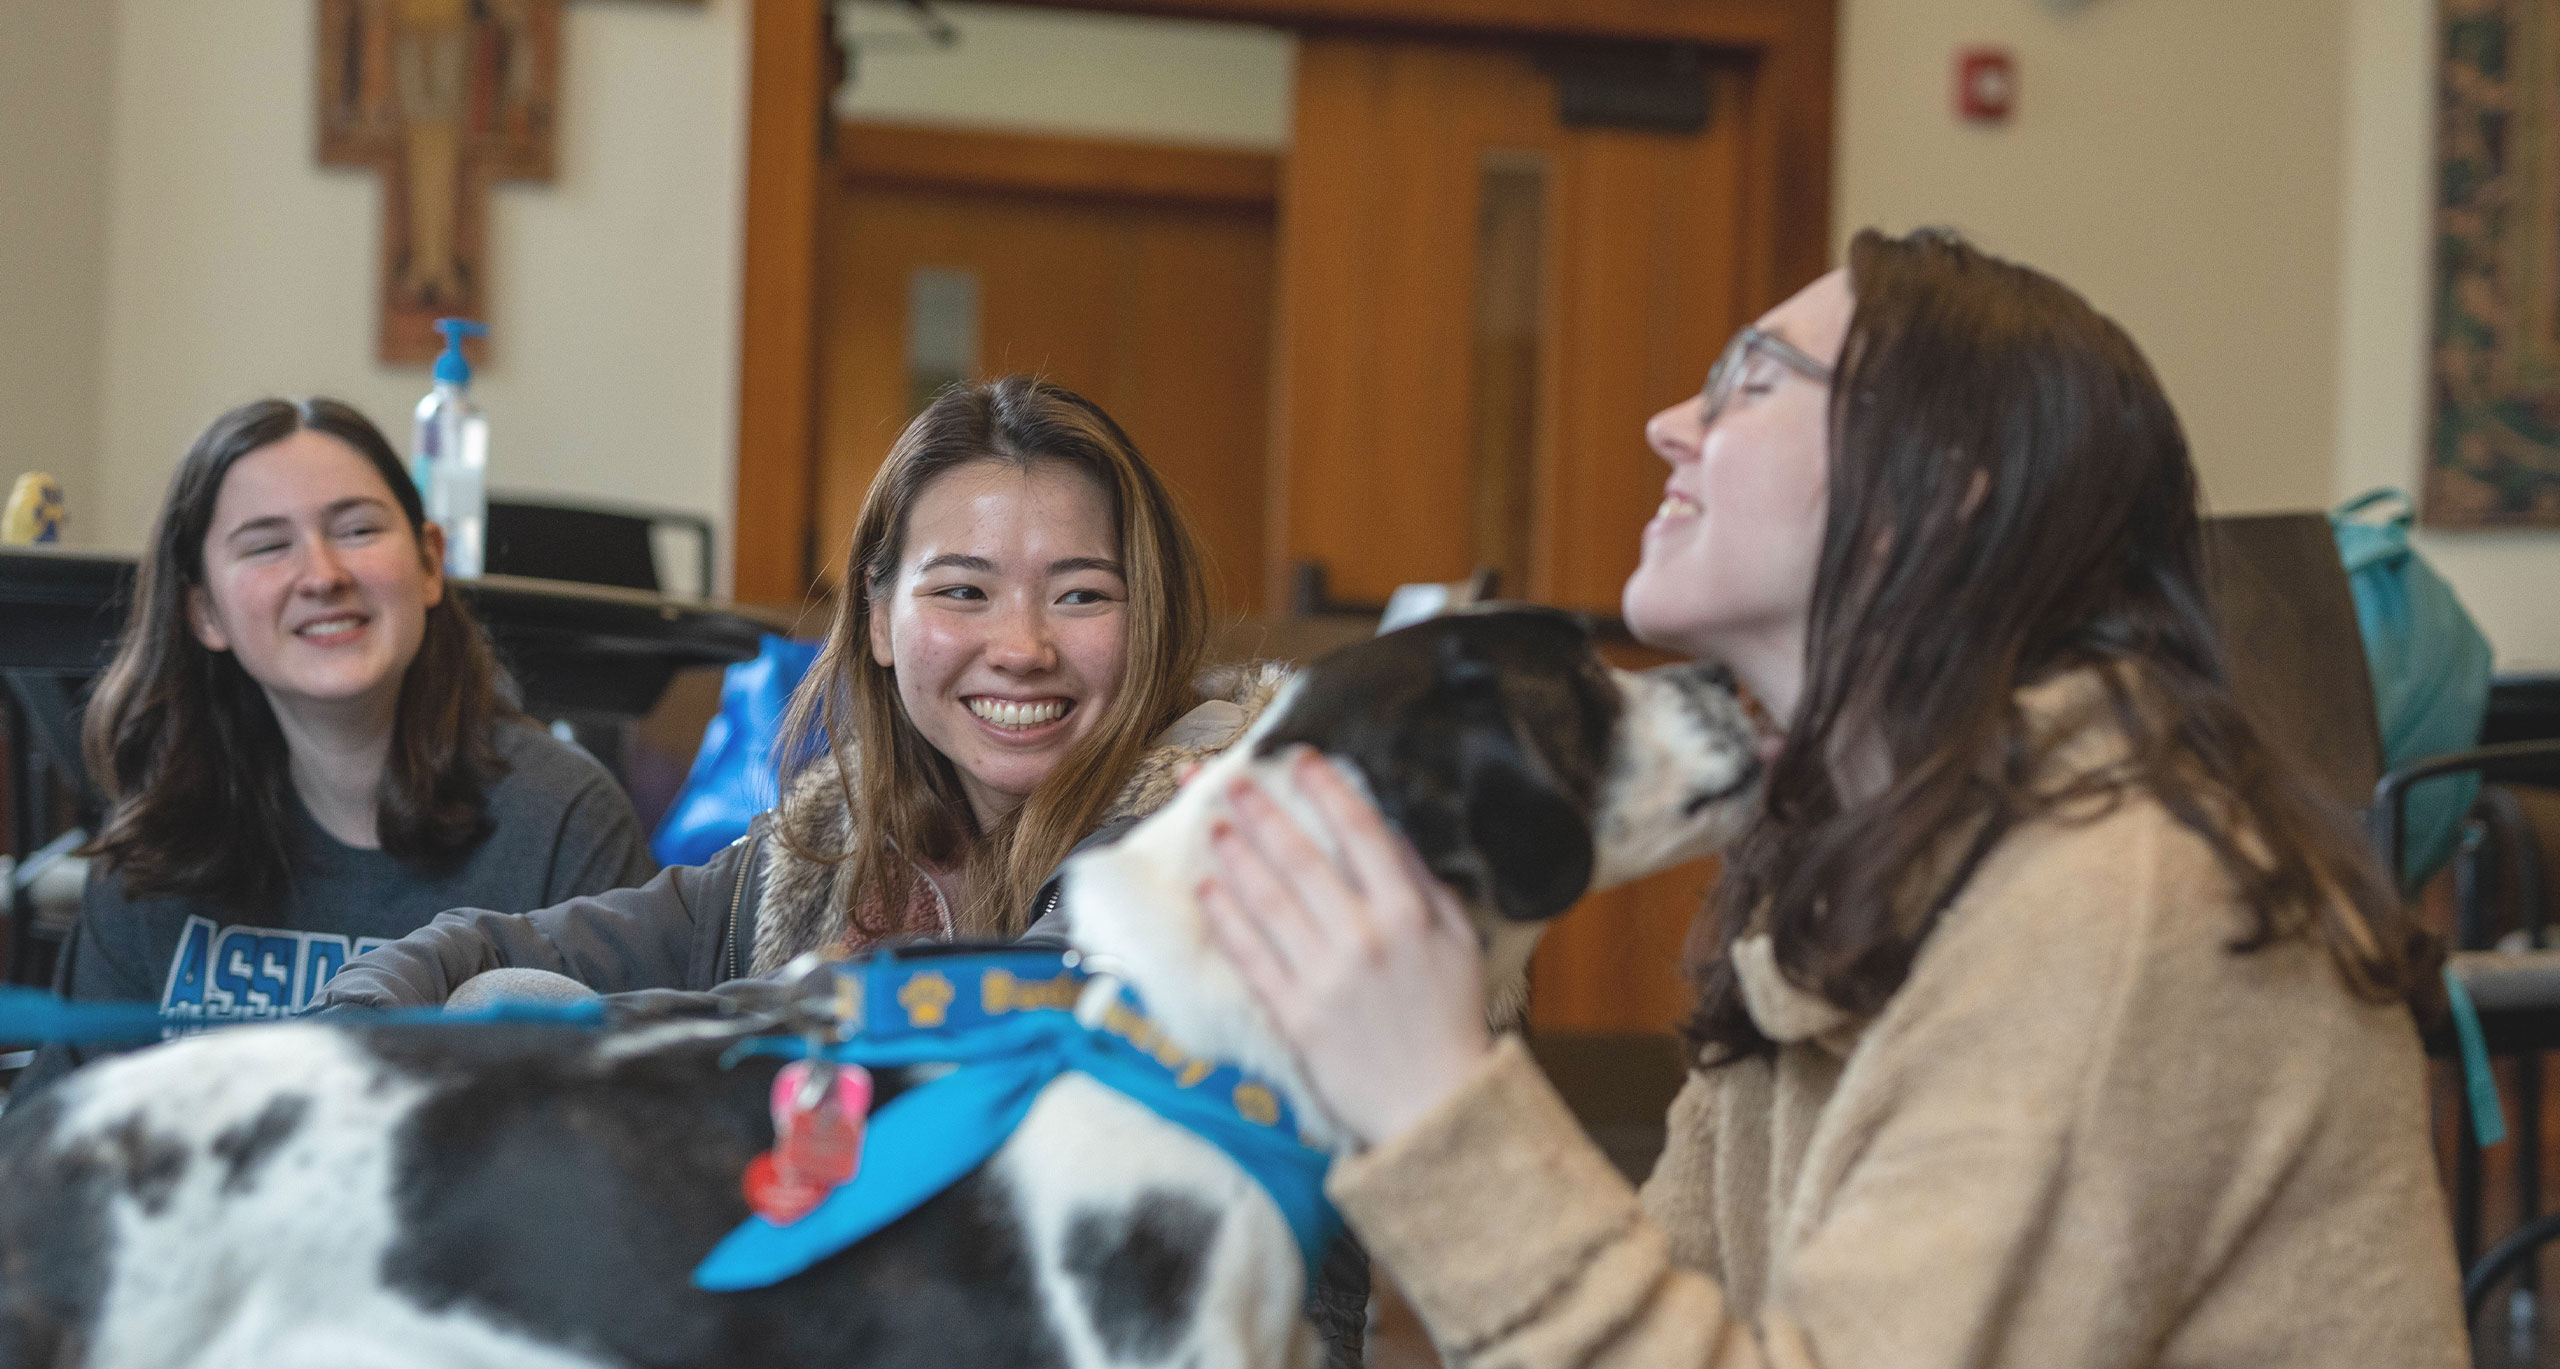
413, 317, 490, 578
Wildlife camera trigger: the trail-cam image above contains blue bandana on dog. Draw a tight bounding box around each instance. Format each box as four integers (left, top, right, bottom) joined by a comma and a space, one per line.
692, 948, 1341, 1292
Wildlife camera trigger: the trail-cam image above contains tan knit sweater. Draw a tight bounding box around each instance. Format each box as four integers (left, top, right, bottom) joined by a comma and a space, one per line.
1332, 673, 2466, 1368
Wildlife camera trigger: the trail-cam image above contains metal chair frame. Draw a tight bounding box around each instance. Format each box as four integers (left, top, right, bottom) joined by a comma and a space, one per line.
2373, 737, 2560, 1354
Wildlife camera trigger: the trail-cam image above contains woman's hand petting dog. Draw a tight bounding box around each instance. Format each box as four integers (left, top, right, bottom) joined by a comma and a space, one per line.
1199, 747, 1492, 1150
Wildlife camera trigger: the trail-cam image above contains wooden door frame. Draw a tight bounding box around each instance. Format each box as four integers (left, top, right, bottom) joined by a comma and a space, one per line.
735, 0, 829, 606
733, 0, 1834, 605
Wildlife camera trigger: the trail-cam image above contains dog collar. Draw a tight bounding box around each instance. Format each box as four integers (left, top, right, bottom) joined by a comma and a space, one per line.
693, 947, 1342, 1293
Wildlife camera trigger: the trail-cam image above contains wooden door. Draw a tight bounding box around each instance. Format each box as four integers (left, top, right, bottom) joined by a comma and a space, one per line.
1275, 38, 1772, 1034
814, 124, 1278, 615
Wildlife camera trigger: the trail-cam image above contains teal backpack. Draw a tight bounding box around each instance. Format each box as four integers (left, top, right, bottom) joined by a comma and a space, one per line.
2329, 490, 2496, 891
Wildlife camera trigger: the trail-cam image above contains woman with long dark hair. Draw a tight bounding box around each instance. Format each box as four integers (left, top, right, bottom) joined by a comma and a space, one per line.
26, 398, 654, 1086
1201, 230, 2466, 1364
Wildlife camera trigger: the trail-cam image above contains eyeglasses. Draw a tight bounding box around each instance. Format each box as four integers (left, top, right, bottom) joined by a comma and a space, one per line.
1698, 326, 1833, 427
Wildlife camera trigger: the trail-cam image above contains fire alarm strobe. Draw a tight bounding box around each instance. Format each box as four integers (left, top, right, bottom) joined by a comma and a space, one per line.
1957, 47, 2017, 123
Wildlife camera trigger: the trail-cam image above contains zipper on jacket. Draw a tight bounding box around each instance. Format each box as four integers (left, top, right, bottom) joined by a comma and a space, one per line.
919, 858, 956, 940
724, 834, 757, 982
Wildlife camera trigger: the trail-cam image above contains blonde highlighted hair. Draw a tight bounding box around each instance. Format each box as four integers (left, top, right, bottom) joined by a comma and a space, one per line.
777, 376, 1210, 938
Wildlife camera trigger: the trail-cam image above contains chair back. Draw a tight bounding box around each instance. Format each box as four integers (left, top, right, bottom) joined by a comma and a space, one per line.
2201, 512, 2383, 819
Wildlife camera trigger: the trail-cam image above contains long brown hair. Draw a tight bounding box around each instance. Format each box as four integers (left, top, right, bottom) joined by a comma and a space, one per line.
779, 376, 1210, 938
84, 397, 518, 904
1686, 229, 2427, 1064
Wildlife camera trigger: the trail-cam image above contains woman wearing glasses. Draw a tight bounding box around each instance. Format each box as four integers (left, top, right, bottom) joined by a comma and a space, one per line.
1200, 229, 2466, 1365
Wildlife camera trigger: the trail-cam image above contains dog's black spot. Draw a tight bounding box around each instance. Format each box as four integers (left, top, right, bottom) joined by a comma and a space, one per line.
0, 1084, 114, 1364
100, 1114, 189, 1216
211, 1094, 310, 1195
1061, 1191, 1220, 1360
1309, 1229, 1371, 1369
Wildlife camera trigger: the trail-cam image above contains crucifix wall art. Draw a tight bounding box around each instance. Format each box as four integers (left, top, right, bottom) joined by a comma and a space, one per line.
317, 0, 561, 365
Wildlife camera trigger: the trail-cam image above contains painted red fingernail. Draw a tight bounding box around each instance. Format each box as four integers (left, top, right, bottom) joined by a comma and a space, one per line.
1209, 819, 1235, 843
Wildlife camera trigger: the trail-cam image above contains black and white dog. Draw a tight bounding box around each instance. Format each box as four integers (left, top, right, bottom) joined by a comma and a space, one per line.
0, 610, 1759, 1369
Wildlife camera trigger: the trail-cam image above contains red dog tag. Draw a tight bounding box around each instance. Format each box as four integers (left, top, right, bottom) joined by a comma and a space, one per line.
743, 1061, 872, 1225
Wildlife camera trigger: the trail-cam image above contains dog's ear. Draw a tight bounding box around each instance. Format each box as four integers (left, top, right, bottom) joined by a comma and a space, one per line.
1431, 624, 1500, 692
1403, 634, 1596, 923
1464, 738, 1595, 922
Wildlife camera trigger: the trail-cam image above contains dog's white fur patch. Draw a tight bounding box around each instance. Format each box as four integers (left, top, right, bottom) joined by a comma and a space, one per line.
1590, 666, 1761, 889
1062, 662, 1760, 1153
49, 1024, 609, 1369
1004, 1075, 1318, 1369
1060, 679, 1352, 1147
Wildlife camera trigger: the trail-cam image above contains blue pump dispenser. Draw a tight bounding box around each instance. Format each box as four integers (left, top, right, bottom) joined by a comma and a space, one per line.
431, 317, 486, 386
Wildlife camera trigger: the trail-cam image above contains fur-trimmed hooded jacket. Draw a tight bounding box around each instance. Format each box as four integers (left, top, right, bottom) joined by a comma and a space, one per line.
316, 663, 1292, 1010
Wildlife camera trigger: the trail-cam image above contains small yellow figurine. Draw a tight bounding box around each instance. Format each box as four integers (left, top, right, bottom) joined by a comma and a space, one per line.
2, 472, 65, 544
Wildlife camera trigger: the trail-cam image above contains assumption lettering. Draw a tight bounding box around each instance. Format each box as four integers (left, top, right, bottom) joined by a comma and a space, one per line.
158, 915, 394, 1033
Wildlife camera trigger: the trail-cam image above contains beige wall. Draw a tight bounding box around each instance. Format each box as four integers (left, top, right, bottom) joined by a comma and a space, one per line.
87, 0, 746, 588
1837, 0, 2555, 667
1836, 0, 2348, 518
0, 0, 115, 531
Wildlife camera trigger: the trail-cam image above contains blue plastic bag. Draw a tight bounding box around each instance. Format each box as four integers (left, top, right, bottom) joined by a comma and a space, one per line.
650, 634, 822, 868
2329, 490, 2495, 890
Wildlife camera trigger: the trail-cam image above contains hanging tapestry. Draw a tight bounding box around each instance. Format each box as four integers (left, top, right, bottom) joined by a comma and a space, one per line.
2433, 0, 2560, 526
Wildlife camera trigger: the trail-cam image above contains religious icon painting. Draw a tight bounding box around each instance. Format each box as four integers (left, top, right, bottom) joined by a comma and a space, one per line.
2431, 0, 2560, 527
316, 0, 562, 364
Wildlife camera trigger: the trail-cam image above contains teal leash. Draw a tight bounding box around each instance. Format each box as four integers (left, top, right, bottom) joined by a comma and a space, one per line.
0, 984, 609, 1044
